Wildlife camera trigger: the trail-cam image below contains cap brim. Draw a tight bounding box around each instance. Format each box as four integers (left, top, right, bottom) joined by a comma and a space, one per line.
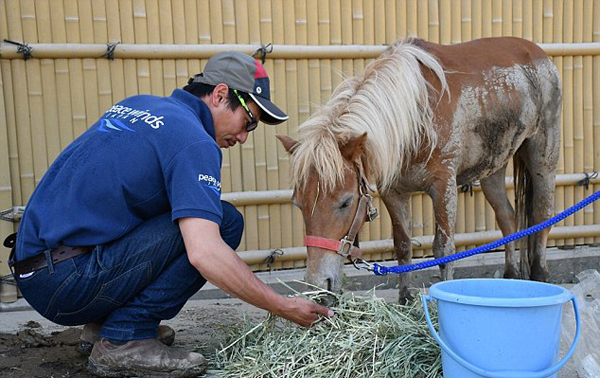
249, 93, 289, 125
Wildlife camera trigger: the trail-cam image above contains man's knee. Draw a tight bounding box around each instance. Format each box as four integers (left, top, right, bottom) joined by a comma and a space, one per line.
220, 201, 244, 249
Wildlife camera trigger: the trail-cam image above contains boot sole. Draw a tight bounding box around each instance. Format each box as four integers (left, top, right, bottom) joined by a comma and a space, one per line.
87, 359, 206, 378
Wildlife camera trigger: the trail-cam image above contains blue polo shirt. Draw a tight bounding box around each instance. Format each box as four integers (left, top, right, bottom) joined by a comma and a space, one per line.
16, 89, 223, 259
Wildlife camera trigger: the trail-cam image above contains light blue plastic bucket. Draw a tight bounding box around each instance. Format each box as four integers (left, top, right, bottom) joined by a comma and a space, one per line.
422, 279, 580, 378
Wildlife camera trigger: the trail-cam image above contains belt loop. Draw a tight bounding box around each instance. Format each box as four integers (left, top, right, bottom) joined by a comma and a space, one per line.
44, 249, 55, 274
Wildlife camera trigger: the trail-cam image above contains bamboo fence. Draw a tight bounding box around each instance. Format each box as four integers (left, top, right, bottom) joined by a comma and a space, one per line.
1, 0, 599, 303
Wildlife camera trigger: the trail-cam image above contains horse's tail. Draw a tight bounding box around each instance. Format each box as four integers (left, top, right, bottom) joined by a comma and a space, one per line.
514, 153, 534, 279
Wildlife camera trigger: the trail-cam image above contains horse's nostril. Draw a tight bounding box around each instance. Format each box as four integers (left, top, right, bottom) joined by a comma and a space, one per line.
325, 278, 332, 291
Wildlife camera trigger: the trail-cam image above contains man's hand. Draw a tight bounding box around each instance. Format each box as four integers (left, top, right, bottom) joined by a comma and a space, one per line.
275, 297, 334, 328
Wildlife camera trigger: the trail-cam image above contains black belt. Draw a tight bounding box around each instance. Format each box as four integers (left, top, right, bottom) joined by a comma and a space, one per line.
11, 244, 93, 276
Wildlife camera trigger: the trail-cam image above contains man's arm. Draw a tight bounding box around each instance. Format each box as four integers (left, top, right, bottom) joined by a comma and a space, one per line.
179, 217, 333, 327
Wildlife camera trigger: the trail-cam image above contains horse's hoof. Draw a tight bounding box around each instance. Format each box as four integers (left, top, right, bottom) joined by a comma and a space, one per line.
397, 287, 414, 305
503, 267, 520, 279
530, 268, 550, 282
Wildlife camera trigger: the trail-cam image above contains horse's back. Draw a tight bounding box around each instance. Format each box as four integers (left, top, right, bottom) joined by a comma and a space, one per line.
414, 37, 550, 72
410, 37, 561, 185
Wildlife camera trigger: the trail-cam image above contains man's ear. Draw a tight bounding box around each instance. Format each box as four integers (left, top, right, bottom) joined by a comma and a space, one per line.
275, 134, 299, 154
212, 83, 229, 106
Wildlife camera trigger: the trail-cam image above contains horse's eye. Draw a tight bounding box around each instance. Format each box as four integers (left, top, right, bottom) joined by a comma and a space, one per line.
339, 197, 352, 209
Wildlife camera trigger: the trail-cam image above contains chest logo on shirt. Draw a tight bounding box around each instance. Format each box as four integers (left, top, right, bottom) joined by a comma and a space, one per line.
198, 174, 221, 195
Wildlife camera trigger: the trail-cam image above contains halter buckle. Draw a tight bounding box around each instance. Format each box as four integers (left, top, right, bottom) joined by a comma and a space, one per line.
337, 236, 353, 258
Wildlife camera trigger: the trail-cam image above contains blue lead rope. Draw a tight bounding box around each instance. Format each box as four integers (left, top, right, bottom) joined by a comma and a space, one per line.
372, 190, 600, 276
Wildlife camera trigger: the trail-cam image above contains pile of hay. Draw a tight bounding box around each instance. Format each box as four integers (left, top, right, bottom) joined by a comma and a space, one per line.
214, 289, 442, 378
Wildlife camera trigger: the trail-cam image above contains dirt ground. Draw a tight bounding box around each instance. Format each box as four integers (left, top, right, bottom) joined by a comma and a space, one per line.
0, 296, 271, 378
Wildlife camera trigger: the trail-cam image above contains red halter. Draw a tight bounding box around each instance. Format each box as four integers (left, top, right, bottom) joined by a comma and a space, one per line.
303, 165, 378, 262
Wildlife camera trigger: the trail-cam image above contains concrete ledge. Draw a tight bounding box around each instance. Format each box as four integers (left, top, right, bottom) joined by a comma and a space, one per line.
1, 246, 599, 312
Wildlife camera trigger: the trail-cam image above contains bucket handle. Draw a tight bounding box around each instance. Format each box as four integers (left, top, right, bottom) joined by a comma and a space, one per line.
422, 293, 580, 378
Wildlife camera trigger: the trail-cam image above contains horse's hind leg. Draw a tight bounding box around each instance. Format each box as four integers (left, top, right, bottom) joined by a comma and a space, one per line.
480, 166, 519, 278
382, 191, 412, 304
518, 134, 559, 282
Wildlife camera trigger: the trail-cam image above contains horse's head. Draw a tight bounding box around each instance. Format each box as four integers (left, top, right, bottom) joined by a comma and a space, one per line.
277, 133, 378, 294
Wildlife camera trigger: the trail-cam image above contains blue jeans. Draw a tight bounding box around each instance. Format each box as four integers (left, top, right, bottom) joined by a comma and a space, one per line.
15, 201, 243, 342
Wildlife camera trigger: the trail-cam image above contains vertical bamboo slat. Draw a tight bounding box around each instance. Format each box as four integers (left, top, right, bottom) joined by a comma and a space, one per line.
0, 54, 17, 303
563, 1, 575, 246
594, 0, 600, 244
583, 0, 594, 244
513, 0, 523, 37
573, 2, 585, 246
552, 0, 565, 247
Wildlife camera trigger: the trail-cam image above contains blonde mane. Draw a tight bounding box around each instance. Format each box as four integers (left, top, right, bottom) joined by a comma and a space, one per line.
291, 39, 448, 194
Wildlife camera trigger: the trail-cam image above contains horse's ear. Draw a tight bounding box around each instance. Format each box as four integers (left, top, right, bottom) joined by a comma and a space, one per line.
276, 134, 299, 154
340, 132, 368, 162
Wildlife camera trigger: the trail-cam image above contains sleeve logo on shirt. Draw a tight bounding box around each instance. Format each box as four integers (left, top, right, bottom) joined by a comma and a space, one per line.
198, 174, 221, 195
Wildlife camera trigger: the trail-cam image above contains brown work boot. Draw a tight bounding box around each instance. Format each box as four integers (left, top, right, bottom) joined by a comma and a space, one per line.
77, 323, 176, 356
87, 338, 206, 377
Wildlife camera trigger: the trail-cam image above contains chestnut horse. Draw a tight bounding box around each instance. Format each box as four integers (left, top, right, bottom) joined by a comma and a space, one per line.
277, 37, 561, 302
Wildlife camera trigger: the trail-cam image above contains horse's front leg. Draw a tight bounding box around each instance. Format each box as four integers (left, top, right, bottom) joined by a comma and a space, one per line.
428, 176, 458, 281
382, 191, 412, 304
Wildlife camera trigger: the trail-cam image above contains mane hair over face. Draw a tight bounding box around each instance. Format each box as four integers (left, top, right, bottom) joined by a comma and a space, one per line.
291, 39, 448, 194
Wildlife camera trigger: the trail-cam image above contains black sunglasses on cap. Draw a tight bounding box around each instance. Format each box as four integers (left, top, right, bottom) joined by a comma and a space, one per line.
233, 90, 259, 132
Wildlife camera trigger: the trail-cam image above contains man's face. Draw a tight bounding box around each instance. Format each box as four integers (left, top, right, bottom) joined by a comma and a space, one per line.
212, 92, 262, 149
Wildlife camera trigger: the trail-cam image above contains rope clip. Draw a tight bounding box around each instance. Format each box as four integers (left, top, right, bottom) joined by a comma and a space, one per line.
352, 258, 374, 272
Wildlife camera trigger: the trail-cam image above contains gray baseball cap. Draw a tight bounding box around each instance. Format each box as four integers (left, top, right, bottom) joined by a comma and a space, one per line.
190, 51, 288, 125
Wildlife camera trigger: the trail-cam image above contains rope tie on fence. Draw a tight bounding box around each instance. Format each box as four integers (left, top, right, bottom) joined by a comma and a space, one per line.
369, 190, 600, 276
0, 208, 17, 223
4, 39, 33, 60
252, 43, 273, 64
578, 171, 599, 190
263, 249, 284, 271
103, 41, 120, 60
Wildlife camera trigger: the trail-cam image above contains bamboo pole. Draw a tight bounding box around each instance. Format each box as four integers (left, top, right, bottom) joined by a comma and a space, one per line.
563, 1, 575, 247
428, 0, 440, 43
418, 0, 429, 39
451, 0, 461, 43
583, 0, 594, 244
491, 0, 501, 36
513, 0, 523, 37
146, 0, 165, 97
439, 0, 450, 44
574, 1, 585, 246
482, 0, 491, 37
0, 55, 17, 303
552, 0, 564, 247
6, 0, 35, 205
407, 0, 418, 37
523, 0, 533, 40
258, 0, 281, 268
282, 0, 300, 252
237, 225, 600, 267
21, 0, 49, 189
106, 0, 125, 105
502, 0, 512, 35
471, 0, 482, 39
92, 0, 114, 116
533, 0, 543, 42
594, 0, 600, 244
1, 59, 21, 209
4, 42, 600, 60
384, 0, 395, 42
220, 174, 598, 206
392, 1, 404, 42
461, 1, 471, 47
